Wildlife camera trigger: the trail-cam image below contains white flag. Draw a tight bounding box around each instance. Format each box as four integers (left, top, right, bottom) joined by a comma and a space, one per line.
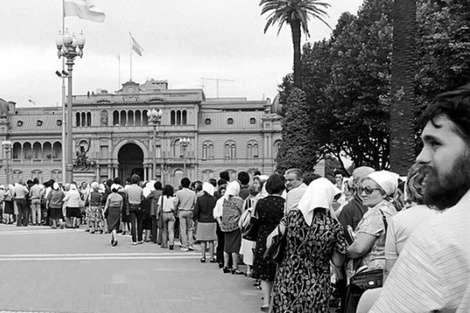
131, 34, 144, 56
64, 0, 106, 23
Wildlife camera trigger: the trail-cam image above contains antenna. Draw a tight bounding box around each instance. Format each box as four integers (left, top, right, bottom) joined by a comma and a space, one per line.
200, 77, 235, 98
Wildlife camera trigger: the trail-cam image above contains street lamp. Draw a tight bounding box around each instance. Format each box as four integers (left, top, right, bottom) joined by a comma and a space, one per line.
2, 140, 12, 185
147, 109, 163, 181
56, 29, 86, 183
180, 137, 190, 177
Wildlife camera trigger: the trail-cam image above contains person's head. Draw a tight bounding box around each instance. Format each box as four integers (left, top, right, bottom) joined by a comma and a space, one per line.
69, 183, 78, 191
360, 171, 399, 208
53, 182, 60, 191
265, 173, 286, 195
114, 177, 122, 185
125, 177, 131, 185
162, 184, 174, 197
303, 172, 322, 186
284, 168, 303, 191
218, 185, 227, 196
405, 163, 431, 205
417, 85, 470, 210
180, 177, 191, 188
219, 171, 230, 182
209, 178, 217, 188
131, 174, 140, 185
91, 181, 99, 192
351, 166, 375, 192
106, 179, 113, 188
33, 178, 39, 185
254, 170, 262, 176
154, 181, 162, 190
195, 181, 203, 192
334, 170, 344, 186
237, 171, 250, 186
217, 178, 227, 187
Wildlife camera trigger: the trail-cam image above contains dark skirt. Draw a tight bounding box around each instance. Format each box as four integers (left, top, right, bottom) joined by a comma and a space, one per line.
4, 201, 13, 214
66, 207, 81, 218
107, 206, 121, 231
50, 207, 63, 220
224, 229, 242, 254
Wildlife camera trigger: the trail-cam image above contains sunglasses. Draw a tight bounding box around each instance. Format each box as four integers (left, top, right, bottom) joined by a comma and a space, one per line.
358, 186, 382, 195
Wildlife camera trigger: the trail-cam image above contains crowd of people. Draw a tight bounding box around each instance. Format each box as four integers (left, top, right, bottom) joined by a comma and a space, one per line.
1, 84, 470, 312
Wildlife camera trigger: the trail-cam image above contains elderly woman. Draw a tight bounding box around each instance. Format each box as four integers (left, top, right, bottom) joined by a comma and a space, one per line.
103, 184, 123, 246
63, 183, 82, 228
215, 181, 245, 274
193, 182, 217, 262
270, 177, 348, 313
344, 170, 399, 312
252, 174, 286, 311
47, 182, 65, 229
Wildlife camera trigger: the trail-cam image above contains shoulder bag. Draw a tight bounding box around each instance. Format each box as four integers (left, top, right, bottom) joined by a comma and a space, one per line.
242, 204, 260, 241
263, 223, 287, 266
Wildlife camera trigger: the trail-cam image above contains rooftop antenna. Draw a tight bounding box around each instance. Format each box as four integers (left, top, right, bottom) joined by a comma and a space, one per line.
200, 77, 235, 98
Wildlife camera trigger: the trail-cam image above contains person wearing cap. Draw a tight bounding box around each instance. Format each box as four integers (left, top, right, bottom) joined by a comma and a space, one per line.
344, 170, 399, 312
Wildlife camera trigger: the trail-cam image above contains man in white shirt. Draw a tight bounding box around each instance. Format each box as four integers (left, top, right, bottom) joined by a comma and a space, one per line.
370, 85, 470, 312
284, 168, 308, 212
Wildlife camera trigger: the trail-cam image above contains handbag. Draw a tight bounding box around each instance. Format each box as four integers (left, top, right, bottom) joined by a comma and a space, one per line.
242, 206, 260, 241
263, 224, 287, 266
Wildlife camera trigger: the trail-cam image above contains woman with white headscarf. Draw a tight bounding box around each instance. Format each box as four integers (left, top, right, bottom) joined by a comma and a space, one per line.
344, 170, 399, 312
193, 182, 217, 262
3, 185, 14, 224
46, 182, 65, 229
270, 177, 348, 313
63, 183, 82, 228
215, 181, 245, 274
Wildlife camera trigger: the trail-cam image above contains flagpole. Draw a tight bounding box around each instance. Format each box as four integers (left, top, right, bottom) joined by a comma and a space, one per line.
117, 54, 121, 89
129, 33, 132, 81
61, 0, 67, 183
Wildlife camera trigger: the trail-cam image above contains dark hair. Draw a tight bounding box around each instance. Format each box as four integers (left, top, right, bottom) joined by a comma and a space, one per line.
220, 171, 230, 181
131, 174, 140, 184
237, 171, 250, 185
126, 177, 131, 183
33, 178, 39, 184
254, 170, 262, 176
217, 178, 227, 187
209, 178, 217, 187
162, 184, 174, 197
334, 170, 344, 177
265, 174, 286, 195
114, 177, 122, 185
406, 163, 430, 205
303, 173, 322, 186
195, 181, 203, 191
420, 84, 470, 143
181, 177, 191, 188
154, 181, 162, 190
106, 179, 113, 188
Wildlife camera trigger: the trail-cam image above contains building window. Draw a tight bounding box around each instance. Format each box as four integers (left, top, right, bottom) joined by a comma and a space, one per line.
227, 118, 234, 125
76, 112, 81, 127
81, 112, 86, 127
87, 112, 92, 126
224, 141, 236, 159
248, 141, 259, 159
113, 110, 119, 126
182, 110, 187, 125
202, 141, 214, 160
171, 110, 176, 125
205, 118, 211, 125
177, 110, 182, 125
250, 118, 256, 124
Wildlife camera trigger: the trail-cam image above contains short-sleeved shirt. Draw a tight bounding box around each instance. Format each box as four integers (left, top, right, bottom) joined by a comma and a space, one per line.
175, 188, 196, 211
47, 190, 65, 209
158, 196, 176, 213
126, 184, 143, 205
355, 199, 397, 270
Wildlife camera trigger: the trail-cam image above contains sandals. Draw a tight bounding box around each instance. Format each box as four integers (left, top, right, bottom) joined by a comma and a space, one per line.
231, 268, 244, 275
209, 257, 217, 263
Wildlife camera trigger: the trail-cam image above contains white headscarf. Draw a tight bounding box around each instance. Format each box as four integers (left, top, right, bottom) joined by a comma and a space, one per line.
366, 170, 399, 196
223, 181, 240, 200
298, 178, 341, 226
69, 184, 77, 191
53, 182, 60, 190
203, 182, 215, 196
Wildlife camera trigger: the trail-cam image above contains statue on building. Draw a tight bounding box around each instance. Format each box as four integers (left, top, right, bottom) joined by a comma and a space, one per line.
100, 110, 108, 126
75, 143, 96, 170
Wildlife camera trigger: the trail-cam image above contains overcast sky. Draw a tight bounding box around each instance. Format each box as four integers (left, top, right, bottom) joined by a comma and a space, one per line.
0, 0, 363, 108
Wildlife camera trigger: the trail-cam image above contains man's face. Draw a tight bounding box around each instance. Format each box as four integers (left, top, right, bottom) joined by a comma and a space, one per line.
335, 174, 343, 185
285, 173, 302, 191
417, 115, 470, 209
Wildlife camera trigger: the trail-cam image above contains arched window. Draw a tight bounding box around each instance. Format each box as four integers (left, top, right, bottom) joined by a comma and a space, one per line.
273, 140, 282, 159
81, 112, 86, 127
171, 110, 176, 125
12, 142, 21, 159
76, 112, 81, 127
43, 142, 52, 160
176, 110, 182, 125
142, 110, 149, 126
23, 143, 32, 160
247, 141, 259, 159
53, 142, 62, 159
173, 139, 182, 158
135, 110, 142, 126
33, 142, 42, 159
120, 110, 127, 126
128, 110, 134, 126
87, 112, 92, 126
203, 141, 214, 160
224, 141, 236, 160
113, 110, 119, 126
182, 110, 187, 125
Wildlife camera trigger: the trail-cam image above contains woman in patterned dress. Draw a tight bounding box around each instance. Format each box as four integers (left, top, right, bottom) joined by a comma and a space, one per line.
270, 178, 348, 313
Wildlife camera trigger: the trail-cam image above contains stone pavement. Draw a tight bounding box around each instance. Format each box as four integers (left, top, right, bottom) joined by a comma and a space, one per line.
0, 224, 261, 313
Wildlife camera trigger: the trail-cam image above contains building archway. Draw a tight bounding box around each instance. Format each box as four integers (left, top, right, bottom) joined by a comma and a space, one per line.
118, 143, 144, 181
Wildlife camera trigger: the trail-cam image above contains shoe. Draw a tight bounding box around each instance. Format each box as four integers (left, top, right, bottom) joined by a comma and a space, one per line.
209, 258, 217, 263
111, 239, 115, 245
245, 272, 252, 277
132, 242, 138, 245
218, 262, 224, 269
112, 240, 118, 246
60, 224, 64, 229
260, 306, 269, 312
100, 230, 104, 234
169, 245, 174, 250
181, 247, 189, 252
200, 258, 206, 263
144, 239, 150, 242
121, 231, 126, 236
137, 241, 144, 245
188, 245, 194, 251
231, 268, 244, 275
223, 267, 231, 274
90, 231, 95, 234
85, 229, 90, 232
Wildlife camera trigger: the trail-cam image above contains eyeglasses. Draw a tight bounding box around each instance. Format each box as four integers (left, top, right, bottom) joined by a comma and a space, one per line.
358, 186, 382, 195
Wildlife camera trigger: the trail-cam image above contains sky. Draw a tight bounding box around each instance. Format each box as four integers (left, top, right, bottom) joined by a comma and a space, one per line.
0, 0, 364, 108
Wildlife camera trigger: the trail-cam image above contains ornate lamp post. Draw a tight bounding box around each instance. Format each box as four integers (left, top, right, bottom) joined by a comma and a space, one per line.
180, 137, 190, 177
2, 140, 12, 185
147, 109, 163, 181
55, 29, 86, 183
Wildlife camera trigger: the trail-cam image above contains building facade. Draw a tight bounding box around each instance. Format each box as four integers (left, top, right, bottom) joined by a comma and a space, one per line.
0, 79, 282, 186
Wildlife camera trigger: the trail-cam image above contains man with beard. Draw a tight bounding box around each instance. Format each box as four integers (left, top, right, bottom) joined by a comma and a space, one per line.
370, 86, 470, 312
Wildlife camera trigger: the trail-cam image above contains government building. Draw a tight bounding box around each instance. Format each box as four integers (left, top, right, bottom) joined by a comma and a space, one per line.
0, 79, 282, 187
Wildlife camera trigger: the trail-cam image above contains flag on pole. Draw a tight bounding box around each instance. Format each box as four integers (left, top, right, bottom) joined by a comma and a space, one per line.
64, 0, 106, 23
130, 34, 144, 56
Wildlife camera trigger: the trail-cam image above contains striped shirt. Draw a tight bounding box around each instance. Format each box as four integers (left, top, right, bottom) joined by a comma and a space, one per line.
370, 189, 470, 313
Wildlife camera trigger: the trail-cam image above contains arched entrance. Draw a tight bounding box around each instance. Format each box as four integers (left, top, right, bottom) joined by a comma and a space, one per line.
118, 143, 144, 181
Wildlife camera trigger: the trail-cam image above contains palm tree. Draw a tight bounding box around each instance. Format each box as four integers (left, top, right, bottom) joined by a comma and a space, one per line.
389, 0, 416, 175
260, 0, 330, 88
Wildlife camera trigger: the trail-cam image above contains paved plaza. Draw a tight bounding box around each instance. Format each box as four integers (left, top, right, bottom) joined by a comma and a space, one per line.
0, 224, 262, 313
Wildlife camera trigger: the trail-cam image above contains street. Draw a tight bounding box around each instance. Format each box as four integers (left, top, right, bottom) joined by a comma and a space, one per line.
0, 224, 261, 313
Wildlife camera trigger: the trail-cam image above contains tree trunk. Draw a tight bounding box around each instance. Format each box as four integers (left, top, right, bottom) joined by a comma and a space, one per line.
291, 19, 302, 88
390, 0, 416, 175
